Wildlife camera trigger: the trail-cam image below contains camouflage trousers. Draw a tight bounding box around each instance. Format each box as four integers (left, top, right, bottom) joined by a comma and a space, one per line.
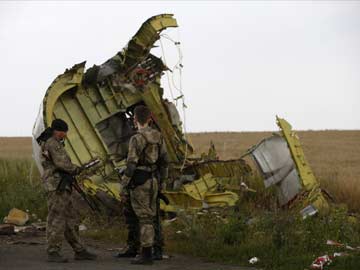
46, 190, 84, 254
129, 178, 158, 248
153, 197, 164, 251
123, 198, 140, 250
123, 196, 163, 251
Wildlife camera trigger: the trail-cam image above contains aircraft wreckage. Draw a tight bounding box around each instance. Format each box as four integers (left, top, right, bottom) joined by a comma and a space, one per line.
32, 14, 330, 218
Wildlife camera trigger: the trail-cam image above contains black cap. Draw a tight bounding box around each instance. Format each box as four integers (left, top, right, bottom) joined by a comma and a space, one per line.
51, 119, 68, 132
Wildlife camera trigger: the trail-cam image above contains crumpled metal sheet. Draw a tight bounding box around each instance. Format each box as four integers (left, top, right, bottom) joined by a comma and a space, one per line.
249, 135, 302, 206
160, 173, 240, 211
276, 117, 329, 215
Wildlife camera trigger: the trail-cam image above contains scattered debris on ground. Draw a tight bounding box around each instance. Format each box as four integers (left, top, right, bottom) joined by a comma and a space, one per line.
326, 239, 360, 251
309, 240, 360, 270
249, 257, 259, 264
31, 222, 46, 231
1, 208, 46, 238
4, 208, 29, 226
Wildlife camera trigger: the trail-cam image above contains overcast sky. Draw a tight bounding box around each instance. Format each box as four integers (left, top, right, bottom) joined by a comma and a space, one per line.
0, 1, 359, 136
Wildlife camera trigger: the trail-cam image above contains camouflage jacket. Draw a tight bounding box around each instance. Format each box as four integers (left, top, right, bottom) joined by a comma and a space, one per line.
122, 126, 169, 189
40, 137, 79, 192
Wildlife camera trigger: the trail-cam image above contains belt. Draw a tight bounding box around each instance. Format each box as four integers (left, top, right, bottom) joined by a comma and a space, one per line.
136, 165, 157, 172
129, 169, 155, 189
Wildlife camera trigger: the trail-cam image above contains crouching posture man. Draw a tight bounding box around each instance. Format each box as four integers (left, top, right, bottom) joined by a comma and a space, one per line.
37, 119, 97, 263
120, 105, 169, 265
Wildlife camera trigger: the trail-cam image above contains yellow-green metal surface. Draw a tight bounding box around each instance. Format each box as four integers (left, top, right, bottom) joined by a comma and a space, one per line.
276, 117, 329, 213
162, 174, 240, 212
276, 117, 318, 191
120, 14, 178, 70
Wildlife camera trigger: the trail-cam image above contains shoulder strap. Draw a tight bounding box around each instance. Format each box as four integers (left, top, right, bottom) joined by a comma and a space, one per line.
136, 131, 162, 166
136, 132, 149, 163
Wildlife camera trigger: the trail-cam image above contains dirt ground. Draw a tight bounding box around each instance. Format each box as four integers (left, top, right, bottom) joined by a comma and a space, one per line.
0, 232, 256, 270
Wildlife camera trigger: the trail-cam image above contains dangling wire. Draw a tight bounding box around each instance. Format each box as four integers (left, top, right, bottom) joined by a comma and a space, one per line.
159, 38, 175, 101
160, 30, 189, 171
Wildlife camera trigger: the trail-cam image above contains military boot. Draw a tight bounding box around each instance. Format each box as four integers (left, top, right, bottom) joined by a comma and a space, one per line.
152, 246, 163, 260
131, 247, 153, 265
47, 252, 68, 263
74, 249, 97, 260
114, 246, 138, 258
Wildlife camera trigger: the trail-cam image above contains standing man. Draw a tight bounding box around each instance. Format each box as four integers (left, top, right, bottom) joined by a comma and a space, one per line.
120, 105, 169, 265
38, 119, 97, 263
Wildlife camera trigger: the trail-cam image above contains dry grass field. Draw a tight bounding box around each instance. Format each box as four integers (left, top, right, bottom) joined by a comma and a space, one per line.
0, 137, 33, 159
1, 130, 359, 210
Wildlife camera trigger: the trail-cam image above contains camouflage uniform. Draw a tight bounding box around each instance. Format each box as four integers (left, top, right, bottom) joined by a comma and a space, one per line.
121, 126, 168, 249
123, 196, 140, 252
40, 137, 84, 254
122, 190, 163, 255
153, 195, 164, 255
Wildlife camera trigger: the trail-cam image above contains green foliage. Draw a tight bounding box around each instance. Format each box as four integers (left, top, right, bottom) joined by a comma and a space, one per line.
0, 158, 46, 221
166, 206, 360, 270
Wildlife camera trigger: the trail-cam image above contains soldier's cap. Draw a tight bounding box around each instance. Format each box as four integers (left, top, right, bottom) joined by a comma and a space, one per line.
51, 119, 68, 132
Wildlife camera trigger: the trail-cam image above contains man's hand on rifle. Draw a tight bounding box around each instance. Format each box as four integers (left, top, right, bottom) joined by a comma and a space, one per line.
76, 158, 101, 175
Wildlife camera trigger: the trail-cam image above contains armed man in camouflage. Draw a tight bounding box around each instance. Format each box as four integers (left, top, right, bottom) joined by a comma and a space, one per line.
119, 105, 169, 265
37, 119, 97, 263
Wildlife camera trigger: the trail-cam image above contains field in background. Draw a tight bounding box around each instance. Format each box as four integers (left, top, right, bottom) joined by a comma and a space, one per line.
0, 130, 359, 210
1, 131, 360, 269
0, 137, 33, 159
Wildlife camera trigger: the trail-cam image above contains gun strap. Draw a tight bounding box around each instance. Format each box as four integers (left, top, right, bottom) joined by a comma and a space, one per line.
136, 132, 162, 168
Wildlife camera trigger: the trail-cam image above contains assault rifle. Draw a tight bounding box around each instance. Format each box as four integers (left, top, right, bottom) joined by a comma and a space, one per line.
57, 158, 101, 212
